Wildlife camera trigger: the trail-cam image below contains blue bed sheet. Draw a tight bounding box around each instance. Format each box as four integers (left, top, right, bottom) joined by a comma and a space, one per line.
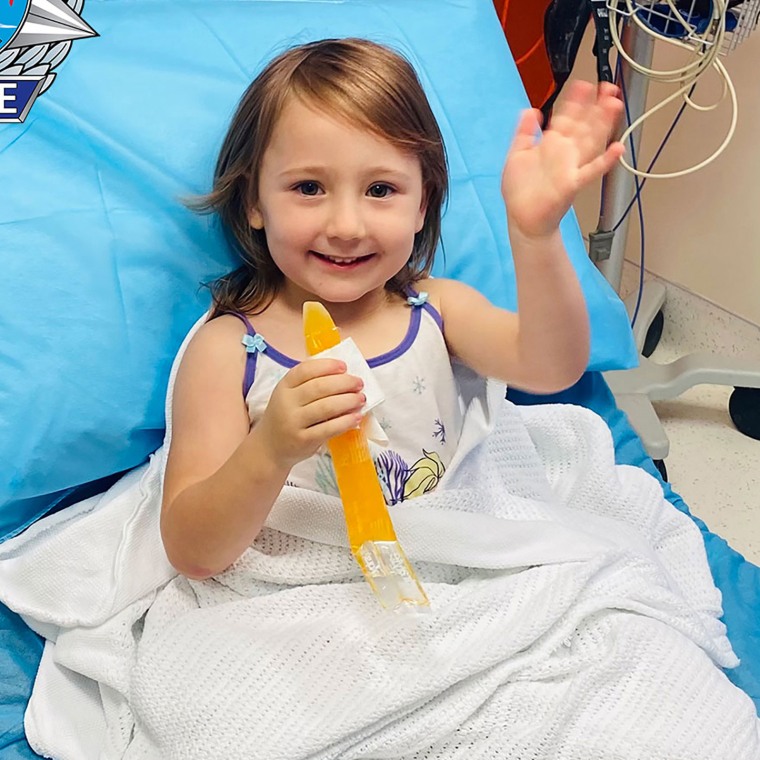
1, 371, 759, 757
0, 602, 41, 759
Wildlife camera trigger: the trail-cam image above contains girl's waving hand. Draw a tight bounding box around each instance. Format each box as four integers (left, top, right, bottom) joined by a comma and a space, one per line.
442, 81, 624, 391
502, 81, 625, 240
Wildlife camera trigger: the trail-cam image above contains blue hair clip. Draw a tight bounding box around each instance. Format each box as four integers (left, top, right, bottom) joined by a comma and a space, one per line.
242, 333, 267, 354
406, 291, 429, 307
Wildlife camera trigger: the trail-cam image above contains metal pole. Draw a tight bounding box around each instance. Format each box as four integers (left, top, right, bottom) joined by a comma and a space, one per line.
594, 20, 655, 291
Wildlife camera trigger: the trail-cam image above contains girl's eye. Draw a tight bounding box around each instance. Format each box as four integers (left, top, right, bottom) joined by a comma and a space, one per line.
297, 181, 321, 196
367, 183, 393, 199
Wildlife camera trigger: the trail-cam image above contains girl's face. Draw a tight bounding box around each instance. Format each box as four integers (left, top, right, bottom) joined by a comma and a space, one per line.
249, 97, 427, 307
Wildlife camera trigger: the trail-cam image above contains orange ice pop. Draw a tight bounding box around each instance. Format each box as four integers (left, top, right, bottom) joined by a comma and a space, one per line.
303, 301, 429, 612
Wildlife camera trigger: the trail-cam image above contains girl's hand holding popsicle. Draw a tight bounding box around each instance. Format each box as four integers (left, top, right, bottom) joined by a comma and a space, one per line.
256, 359, 366, 468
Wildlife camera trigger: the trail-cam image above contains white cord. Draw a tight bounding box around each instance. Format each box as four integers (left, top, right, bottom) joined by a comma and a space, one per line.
615, 0, 725, 75
618, 58, 738, 178
607, 0, 738, 179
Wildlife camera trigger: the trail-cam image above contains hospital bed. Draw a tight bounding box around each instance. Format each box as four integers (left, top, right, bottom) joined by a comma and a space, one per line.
0, 0, 758, 756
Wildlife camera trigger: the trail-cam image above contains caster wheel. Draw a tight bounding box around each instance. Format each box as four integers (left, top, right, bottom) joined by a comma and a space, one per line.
653, 458, 668, 482
729, 387, 760, 440
642, 309, 665, 358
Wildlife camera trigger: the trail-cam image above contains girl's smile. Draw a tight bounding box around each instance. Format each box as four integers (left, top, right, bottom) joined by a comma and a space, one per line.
310, 251, 376, 269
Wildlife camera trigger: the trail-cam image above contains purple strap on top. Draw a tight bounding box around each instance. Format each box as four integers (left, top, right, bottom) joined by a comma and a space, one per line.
226, 312, 260, 399
407, 287, 443, 332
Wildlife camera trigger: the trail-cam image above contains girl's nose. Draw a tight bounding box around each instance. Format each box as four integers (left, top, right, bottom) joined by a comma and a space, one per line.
325, 195, 366, 241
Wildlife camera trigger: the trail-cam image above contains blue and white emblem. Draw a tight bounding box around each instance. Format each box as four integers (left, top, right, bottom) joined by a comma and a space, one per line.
0, 0, 96, 122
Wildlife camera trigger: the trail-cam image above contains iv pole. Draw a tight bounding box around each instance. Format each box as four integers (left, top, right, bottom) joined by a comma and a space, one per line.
593, 17, 760, 463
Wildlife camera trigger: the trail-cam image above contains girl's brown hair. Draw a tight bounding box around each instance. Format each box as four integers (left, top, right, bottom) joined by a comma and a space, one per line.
194, 37, 448, 317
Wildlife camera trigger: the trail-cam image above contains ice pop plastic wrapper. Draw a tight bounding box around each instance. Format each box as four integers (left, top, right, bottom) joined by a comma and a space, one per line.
303, 301, 430, 613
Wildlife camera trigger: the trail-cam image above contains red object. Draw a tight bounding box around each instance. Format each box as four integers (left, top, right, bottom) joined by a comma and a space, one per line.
493, 0, 557, 109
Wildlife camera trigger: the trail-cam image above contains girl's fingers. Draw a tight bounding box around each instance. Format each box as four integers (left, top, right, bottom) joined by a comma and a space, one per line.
550, 81, 595, 136
598, 81, 621, 102
594, 89, 624, 141
577, 142, 625, 185
519, 81, 620, 170
509, 109, 542, 153
570, 79, 598, 107
297, 372, 364, 406
304, 411, 365, 442
300, 392, 366, 429
285, 358, 347, 388
549, 81, 624, 168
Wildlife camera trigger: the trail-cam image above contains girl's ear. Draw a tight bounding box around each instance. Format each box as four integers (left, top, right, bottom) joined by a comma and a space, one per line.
248, 207, 265, 230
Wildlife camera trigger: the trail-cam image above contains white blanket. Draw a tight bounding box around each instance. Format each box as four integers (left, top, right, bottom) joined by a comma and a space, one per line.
1, 369, 759, 759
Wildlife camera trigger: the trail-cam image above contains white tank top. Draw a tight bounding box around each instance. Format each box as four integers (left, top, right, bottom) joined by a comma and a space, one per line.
232, 291, 463, 506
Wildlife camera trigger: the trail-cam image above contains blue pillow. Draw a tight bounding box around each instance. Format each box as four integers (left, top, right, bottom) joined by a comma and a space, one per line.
0, 0, 637, 539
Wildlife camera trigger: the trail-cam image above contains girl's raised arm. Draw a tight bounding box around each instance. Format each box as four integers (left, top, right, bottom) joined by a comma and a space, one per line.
428, 81, 623, 394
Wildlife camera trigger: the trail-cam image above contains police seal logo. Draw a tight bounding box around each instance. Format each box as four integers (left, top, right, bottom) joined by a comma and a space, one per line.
0, 0, 96, 122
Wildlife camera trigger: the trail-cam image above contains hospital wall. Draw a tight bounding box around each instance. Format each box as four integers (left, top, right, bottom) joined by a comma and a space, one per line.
568, 25, 760, 327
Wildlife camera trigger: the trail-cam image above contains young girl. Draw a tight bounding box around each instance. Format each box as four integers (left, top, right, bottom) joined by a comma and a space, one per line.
161, 37, 624, 580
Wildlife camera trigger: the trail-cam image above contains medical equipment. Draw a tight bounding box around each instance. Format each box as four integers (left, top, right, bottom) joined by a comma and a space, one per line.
303, 302, 429, 612
591, 0, 760, 460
